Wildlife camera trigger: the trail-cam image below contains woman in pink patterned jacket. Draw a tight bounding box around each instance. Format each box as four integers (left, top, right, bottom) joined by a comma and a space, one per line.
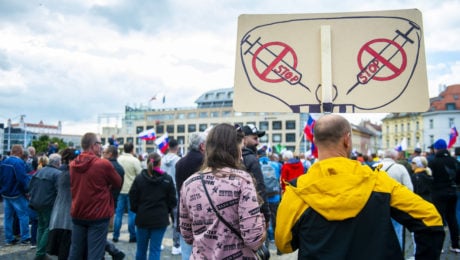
180, 123, 266, 259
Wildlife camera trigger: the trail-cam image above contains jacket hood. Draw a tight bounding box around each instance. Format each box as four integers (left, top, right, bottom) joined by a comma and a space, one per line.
289, 157, 377, 221
162, 153, 180, 167
70, 152, 98, 173
141, 169, 168, 183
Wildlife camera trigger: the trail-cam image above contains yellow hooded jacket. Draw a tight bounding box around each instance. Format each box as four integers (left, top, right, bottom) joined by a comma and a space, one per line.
275, 157, 444, 259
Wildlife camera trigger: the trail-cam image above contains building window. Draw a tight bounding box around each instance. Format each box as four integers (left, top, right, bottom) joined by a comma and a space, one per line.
136, 126, 144, 134
286, 120, 296, 130
446, 103, 456, 110
156, 125, 164, 134
407, 123, 410, 131
119, 138, 125, 145
188, 112, 197, 119
246, 121, 256, 128
286, 146, 296, 152
386, 139, 389, 148
395, 125, 398, 133
199, 124, 207, 132
199, 112, 208, 118
429, 119, 433, 129
272, 121, 282, 130
272, 134, 282, 142
188, 124, 196, 132
394, 139, 398, 147
407, 138, 411, 147
429, 135, 434, 146
259, 121, 269, 131
416, 121, 419, 131
177, 136, 185, 146
166, 125, 174, 134
177, 124, 185, 133
285, 133, 296, 142
260, 135, 268, 143
177, 113, 185, 119
222, 111, 232, 117
449, 118, 455, 127
401, 123, 404, 132
211, 111, 219, 117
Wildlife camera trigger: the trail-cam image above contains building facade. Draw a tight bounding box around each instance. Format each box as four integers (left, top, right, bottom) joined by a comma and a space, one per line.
102, 88, 381, 156
1, 116, 81, 154
382, 84, 460, 152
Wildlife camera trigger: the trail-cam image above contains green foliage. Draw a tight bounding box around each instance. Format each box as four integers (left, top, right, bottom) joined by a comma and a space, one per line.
31, 135, 67, 154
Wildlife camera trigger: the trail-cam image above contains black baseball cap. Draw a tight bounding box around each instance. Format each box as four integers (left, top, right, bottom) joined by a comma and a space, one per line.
242, 124, 265, 137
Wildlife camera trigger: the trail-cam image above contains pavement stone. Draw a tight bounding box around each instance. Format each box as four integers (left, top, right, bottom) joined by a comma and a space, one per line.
0, 201, 458, 259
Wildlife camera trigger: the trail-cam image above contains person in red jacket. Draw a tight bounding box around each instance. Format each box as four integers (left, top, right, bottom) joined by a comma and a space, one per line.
280, 150, 305, 193
68, 133, 122, 260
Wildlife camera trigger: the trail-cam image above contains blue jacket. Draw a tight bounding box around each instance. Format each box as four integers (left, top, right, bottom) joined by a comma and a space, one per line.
29, 164, 61, 210
0, 156, 30, 198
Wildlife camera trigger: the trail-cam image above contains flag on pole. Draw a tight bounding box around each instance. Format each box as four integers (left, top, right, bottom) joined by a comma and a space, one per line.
448, 126, 458, 149
137, 128, 156, 141
150, 93, 165, 103
155, 133, 169, 154
303, 114, 317, 158
395, 138, 408, 152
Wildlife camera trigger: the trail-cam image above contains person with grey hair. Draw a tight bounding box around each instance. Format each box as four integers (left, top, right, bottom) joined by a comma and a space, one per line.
175, 131, 206, 260
377, 149, 414, 251
28, 153, 62, 260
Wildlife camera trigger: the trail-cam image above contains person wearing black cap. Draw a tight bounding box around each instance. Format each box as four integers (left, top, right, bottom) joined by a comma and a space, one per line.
429, 138, 460, 253
241, 124, 271, 234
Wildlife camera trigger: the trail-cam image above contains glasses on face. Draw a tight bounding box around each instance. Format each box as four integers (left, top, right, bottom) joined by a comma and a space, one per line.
94, 141, 102, 146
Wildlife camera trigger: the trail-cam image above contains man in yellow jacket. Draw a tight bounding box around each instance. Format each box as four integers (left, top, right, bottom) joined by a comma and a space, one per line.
275, 114, 444, 259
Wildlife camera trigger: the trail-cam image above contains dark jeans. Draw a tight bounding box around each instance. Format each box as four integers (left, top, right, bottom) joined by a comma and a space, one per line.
68, 218, 109, 260
432, 192, 459, 248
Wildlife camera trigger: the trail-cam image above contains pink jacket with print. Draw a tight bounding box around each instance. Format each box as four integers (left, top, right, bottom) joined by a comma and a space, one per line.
180, 167, 265, 259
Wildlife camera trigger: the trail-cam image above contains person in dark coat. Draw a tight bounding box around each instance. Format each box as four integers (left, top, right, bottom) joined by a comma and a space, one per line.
241, 124, 271, 228
429, 138, 460, 253
129, 152, 177, 260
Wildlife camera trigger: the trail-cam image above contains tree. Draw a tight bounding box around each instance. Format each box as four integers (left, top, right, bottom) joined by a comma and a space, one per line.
31, 135, 67, 154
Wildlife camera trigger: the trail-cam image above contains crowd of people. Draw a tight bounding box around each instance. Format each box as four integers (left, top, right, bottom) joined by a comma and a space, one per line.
0, 114, 459, 259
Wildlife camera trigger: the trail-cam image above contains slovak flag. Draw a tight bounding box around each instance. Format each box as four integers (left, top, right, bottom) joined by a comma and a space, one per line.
138, 128, 156, 141
304, 114, 315, 142
155, 133, 169, 154
448, 126, 458, 149
304, 114, 317, 158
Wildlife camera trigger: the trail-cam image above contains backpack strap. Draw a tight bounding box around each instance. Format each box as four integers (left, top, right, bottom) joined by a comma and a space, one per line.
383, 163, 395, 173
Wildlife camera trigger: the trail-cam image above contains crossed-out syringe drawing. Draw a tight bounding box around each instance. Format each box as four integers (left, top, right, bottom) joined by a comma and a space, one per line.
238, 15, 422, 113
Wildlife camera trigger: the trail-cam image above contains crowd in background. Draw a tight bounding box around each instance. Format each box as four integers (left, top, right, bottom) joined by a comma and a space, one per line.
0, 117, 459, 259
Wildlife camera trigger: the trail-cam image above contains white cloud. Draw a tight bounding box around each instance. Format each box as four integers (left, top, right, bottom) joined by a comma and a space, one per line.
0, 0, 458, 135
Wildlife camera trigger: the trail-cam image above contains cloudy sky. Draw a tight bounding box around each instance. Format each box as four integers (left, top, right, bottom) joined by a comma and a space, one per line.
1, 0, 459, 134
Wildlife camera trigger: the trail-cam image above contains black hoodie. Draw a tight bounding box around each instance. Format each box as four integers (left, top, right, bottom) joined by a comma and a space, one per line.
129, 169, 177, 228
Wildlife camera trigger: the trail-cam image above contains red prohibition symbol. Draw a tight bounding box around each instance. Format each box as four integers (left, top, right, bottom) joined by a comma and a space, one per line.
252, 41, 300, 84
357, 38, 407, 84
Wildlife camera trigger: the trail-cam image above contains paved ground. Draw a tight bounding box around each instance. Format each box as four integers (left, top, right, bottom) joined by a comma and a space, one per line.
0, 201, 458, 259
